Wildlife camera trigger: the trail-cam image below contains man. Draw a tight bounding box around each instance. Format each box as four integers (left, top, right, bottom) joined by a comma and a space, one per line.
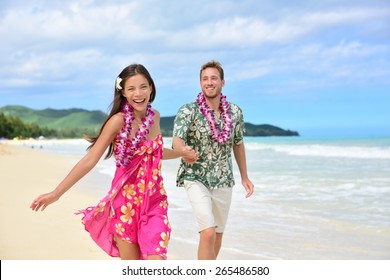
172, 60, 254, 260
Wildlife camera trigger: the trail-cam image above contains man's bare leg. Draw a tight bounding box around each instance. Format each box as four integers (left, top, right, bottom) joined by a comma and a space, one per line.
198, 227, 216, 260
214, 232, 223, 258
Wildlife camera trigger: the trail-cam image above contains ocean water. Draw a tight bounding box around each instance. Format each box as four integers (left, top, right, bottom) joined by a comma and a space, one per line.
35, 136, 390, 259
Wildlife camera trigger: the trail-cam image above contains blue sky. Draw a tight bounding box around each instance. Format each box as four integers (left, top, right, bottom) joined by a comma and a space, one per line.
0, 0, 389, 137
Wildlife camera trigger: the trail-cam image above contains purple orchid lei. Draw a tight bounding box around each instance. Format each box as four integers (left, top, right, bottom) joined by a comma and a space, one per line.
196, 92, 233, 143
114, 101, 154, 167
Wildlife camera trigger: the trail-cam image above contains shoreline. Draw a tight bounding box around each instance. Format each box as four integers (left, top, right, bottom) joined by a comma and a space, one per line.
0, 141, 262, 260
5, 138, 388, 260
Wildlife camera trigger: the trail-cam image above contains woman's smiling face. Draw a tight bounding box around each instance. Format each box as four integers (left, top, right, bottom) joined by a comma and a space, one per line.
122, 74, 152, 113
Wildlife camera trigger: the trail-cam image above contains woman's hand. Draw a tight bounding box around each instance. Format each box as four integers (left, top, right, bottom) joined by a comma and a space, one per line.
182, 146, 198, 164
30, 192, 59, 212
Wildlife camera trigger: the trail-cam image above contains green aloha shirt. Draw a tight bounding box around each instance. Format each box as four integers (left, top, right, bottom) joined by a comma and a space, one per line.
173, 98, 245, 189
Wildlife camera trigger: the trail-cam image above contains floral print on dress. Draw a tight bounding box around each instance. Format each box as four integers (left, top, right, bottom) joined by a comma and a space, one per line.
122, 184, 136, 199
120, 202, 135, 224
77, 134, 171, 259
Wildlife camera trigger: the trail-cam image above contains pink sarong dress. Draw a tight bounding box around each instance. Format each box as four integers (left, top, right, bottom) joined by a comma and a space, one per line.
77, 134, 171, 259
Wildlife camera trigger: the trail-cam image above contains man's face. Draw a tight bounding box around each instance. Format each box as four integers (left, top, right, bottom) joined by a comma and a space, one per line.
200, 67, 225, 99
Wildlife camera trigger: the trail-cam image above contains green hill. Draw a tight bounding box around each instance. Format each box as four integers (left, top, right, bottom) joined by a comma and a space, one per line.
244, 123, 299, 136
159, 116, 299, 137
0, 105, 299, 138
0, 106, 105, 129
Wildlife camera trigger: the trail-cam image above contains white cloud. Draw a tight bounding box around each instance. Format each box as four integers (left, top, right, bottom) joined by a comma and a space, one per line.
2, 1, 388, 52
161, 6, 390, 51
0, 0, 389, 105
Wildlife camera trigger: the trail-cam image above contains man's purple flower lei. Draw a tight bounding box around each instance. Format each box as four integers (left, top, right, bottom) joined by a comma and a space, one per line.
114, 101, 154, 167
196, 92, 233, 143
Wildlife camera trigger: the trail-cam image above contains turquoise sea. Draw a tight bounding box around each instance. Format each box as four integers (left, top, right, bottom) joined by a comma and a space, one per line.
37, 136, 390, 259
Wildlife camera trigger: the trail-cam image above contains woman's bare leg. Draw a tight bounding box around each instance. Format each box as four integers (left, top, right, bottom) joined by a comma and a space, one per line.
115, 236, 140, 260
147, 254, 164, 260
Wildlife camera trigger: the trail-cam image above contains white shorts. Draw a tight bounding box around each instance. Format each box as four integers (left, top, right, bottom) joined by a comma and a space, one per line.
184, 180, 233, 233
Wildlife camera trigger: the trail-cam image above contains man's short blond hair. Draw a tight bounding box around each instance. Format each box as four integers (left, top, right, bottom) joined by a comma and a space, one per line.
200, 60, 224, 80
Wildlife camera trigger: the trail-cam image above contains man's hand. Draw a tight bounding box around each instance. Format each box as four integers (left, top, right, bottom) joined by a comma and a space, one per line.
182, 146, 198, 164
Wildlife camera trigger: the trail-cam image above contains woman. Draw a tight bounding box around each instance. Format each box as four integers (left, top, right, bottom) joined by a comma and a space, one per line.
30, 64, 197, 260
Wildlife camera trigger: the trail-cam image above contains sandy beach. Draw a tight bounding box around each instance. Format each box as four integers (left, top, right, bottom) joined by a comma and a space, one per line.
0, 141, 109, 259
0, 141, 258, 260
4, 137, 388, 261
2, 141, 388, 280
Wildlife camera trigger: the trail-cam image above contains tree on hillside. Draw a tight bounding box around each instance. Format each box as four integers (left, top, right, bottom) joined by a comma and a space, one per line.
0, 112, 55, 139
